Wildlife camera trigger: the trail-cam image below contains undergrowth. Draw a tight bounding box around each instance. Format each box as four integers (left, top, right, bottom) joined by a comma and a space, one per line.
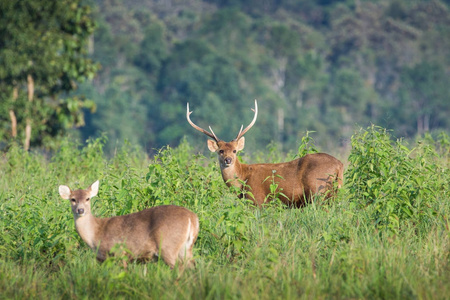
0, 126, 449, 299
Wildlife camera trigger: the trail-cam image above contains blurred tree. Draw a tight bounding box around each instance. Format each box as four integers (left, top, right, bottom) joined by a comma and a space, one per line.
283, 51, 328, 143
134, 21, 169, 77
77, 2, 161, 153
78, 67, 151, 153
326, 0, 450, 138
157, 39, 244, 146
0, 0, 98, 150
397, 62, 449, 135
329, 67, 370, 137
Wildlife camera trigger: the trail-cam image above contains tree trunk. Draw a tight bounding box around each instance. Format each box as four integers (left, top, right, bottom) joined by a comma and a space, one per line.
9, 110, 17, 138
417, 115, 423, 136
24, 74, 34, 151
9, 111, 17, 138
272, 57, 287, 148
277, 108, 284, 145
9, 87, 18, 138
424, 113, 430, 133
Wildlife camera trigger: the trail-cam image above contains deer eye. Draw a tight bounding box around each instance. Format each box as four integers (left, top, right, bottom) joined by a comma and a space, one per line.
233, 150, 237, 153
219, 150, 224, 154
70, 198, 76, 203
86, 198, 90, 202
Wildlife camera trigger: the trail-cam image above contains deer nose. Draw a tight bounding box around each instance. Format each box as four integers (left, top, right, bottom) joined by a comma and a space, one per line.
77, 208, 85, 215
224, 157, 232, 165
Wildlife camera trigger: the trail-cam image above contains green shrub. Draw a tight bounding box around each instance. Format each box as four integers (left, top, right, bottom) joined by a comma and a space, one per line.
346, 125, 449, 233
144, 139, 256, 261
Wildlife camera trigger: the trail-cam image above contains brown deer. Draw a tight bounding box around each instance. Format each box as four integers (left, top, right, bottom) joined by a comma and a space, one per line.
58, 180, 199, 268
187, 100, 344, 207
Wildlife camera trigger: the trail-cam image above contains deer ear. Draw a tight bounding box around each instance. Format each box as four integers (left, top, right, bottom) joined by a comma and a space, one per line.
59, 185, 71, 200
237, 137, 245, 151
88, 180, 99, 198
207, 139, 219, 152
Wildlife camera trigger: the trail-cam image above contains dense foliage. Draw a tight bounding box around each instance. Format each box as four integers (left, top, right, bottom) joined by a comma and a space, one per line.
2, 0, 448, 154
347, 125, 449, 232
0, 0, 98, 149
0, 128, 448, 298
78, 0, 450, 154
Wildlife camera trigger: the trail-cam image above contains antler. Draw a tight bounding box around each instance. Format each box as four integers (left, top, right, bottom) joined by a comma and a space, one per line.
235, 99, 258, 141
186, 103, 220, 142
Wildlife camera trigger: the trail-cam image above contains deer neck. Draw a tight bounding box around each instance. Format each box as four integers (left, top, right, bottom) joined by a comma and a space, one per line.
73, 213, 101, 250
220, 159, 248, 189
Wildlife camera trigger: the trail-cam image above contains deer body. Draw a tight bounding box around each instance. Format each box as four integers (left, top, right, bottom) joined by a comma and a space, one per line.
188, 100, 344, 207
210, 139, 343, 207
59, 181, 199, 268
226, 154, 343, 206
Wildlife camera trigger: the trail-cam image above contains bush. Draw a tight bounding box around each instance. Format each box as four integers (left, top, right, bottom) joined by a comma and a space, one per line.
346, 125, 449, 233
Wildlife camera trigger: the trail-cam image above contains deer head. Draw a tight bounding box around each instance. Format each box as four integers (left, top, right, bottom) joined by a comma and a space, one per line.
186, 100, 258, 169
59, 180, 99, 219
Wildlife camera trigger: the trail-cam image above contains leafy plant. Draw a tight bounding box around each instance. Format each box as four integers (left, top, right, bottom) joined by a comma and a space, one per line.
295, 131, 319, 158
144, 140, 224, 208
346, 125, 447, 233
263, 170, 289, 205
215, 198, 254, 262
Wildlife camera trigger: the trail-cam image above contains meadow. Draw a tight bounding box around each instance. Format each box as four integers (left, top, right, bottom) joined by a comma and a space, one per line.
0, 126, 449, 299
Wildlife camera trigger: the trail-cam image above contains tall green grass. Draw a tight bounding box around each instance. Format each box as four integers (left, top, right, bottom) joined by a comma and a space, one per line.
0, 127, 449, 299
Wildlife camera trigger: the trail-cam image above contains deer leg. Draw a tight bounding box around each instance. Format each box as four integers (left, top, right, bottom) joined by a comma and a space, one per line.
160, 249, 177, 269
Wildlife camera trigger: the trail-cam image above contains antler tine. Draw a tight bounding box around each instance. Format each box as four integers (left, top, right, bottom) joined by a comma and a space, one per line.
236, 125, 244, 139
186, 103, 220, 142
208, 126, 219, 141
235, 99, 258, 141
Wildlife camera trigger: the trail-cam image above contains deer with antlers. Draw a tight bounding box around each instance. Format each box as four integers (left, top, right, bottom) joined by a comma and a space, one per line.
186, 100, 344, 207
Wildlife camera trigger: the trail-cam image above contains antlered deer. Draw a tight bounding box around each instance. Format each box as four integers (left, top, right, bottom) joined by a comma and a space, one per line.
187, 100, 344, 207
58, 180, 199, 268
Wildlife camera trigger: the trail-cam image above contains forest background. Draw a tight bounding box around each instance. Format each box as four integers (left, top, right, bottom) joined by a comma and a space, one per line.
1, 0, 449, 156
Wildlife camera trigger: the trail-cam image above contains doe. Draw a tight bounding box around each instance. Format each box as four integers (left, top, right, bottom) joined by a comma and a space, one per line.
59, 180, 199, 268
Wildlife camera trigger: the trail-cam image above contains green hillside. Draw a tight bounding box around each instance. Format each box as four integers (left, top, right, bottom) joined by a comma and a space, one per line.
1, 0, 449, 154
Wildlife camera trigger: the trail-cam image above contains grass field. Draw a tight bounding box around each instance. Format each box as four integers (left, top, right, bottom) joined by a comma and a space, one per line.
0, 127, 449, 299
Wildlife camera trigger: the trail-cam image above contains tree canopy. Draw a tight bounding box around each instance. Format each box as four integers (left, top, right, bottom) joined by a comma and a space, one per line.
0, 0, 98, 149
